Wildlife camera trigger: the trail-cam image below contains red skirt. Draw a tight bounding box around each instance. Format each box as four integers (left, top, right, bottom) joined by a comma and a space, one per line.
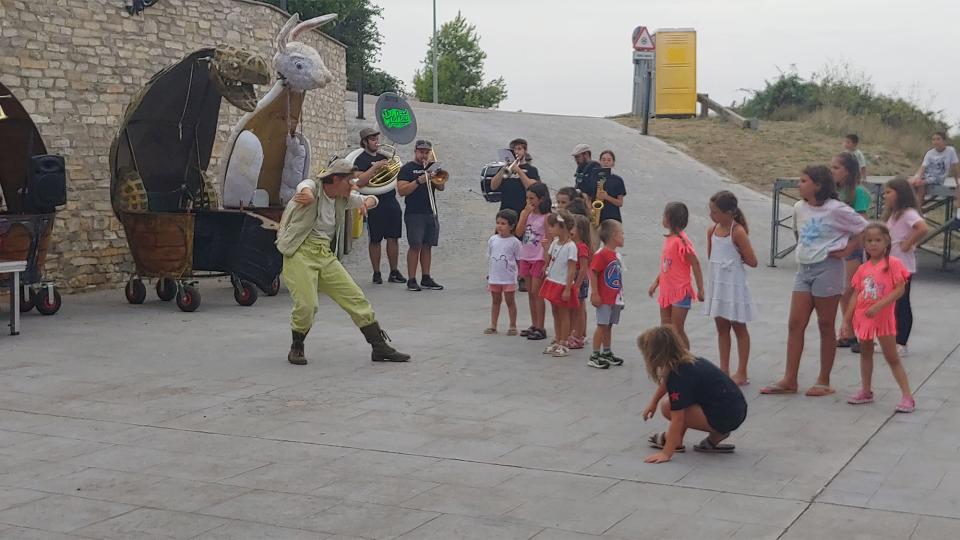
540, 280, 580, 309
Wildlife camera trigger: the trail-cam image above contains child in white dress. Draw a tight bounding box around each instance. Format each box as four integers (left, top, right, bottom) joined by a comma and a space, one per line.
704, 191, 758, 386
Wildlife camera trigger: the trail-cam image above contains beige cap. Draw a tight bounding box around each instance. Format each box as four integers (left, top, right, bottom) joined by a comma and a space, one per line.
570, 143, 591, 156
359, 127, 380, 141
319, 158, 359, 179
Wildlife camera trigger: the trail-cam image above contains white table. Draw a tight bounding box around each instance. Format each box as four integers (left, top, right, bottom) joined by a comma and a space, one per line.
1, 260, 27, 335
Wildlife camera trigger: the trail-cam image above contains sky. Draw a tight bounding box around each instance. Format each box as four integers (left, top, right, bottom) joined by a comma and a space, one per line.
372, 0, 959, 131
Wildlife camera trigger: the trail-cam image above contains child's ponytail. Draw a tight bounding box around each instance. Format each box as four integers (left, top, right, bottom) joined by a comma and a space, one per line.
710, 191, 749, 233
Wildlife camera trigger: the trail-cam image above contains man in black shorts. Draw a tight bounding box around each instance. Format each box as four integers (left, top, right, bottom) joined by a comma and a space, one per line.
397, 140, 445, 292
490, 138, 541, 216
571, 143, 601, 202
354, 127, 405, 284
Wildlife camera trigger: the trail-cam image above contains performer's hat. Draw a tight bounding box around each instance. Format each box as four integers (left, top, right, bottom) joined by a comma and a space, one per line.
415, 140, 433, 150
570, 143, 591, 156
359, 127, 380, 141
319, 158, 359, 179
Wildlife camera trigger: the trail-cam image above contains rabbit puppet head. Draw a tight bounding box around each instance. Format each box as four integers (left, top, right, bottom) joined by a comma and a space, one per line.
273, 13, 337, 92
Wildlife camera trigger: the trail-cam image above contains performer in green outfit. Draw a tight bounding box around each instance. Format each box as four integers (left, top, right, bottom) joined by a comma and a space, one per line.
276, 159, 410, 365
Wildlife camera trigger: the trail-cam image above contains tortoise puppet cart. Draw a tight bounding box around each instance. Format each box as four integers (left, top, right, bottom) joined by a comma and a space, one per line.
0, 83, 67, 315
109, 46, 282, 312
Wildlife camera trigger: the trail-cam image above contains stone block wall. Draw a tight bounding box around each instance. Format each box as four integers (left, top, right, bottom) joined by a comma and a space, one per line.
0, 0, 347, 291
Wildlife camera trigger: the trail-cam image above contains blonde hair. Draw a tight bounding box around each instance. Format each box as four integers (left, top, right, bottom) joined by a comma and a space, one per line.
547, 208, 575, 231
572, 214, 596, 252
637, 326, 696, 382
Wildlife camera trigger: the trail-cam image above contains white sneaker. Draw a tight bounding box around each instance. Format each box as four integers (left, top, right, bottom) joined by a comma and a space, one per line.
552, 345, 569, 357
543, 342, 560, 355
897, 345, 909, 357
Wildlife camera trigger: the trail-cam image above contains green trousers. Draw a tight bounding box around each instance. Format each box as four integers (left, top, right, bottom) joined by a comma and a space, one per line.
283, 235, 376, 334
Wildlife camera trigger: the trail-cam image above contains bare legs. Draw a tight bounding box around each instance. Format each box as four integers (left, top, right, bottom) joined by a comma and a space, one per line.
490, 291, 517, 331
527, 276, 545, 330
771, 292, 840, 393
858, 336, 912, 398
715, 317, 750, 385
660, 306, 690, 348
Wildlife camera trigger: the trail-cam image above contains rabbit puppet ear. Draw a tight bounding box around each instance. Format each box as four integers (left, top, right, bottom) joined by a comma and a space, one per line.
290, 13, 338, 42
275, 13, 301, 53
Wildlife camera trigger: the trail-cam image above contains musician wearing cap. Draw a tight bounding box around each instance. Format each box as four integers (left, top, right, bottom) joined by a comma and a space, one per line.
571, 143, 602, 201
276, 158, 411, 365
490, 138, 541, 216
397, 139, 445, 292
354, 127, 406, 285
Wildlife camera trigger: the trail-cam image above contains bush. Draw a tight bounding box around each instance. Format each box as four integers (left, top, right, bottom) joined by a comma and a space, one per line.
738, 65, 950, 139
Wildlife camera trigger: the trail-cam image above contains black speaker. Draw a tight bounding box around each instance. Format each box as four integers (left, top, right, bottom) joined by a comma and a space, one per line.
23, 154, 67, 212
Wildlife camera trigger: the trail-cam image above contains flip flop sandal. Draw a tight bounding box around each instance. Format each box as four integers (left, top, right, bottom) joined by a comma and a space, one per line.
506, 327, 518, 336
804, 384, 836, 397
693, 437, 735, 453
483, 327, 497, 335
648, 432, 685, 452
760, 383, 798, 395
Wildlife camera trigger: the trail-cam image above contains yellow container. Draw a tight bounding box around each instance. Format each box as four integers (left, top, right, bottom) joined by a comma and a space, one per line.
351, 207, 364, 239
655, 28, 697, 117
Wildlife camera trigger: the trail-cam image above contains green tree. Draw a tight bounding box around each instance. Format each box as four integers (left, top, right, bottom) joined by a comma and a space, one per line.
264, 0, 404, 93
413, 12, 506, 108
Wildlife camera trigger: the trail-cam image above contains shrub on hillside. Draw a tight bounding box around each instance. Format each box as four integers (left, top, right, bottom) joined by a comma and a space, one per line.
738, 66, 949, 138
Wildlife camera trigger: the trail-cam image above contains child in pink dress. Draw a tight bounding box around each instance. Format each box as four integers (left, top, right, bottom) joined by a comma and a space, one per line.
648, 202, 705, 348
842, 223, 915, 413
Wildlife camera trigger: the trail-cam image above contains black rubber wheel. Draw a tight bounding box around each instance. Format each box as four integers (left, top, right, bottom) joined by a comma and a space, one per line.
234, 280, 258, 306
35, 287, 62, 316
19, 285, 35, 313
265, 275, 281, 296
176, 284, 201, 312
125, 279, 146, 304
156, 278, 177, 301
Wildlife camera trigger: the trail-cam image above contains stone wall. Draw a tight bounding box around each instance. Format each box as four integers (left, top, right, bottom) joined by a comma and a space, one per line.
0, 0, 347, 291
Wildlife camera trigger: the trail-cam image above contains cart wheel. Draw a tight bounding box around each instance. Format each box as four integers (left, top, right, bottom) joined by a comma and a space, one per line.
176, 284, 201, 312
265, 275, 281, 296
234, 280, 258, 306
156, 278, 177, 301
35, 287, 62, 316
19, 285, 35, 313
125, 278, 146, 304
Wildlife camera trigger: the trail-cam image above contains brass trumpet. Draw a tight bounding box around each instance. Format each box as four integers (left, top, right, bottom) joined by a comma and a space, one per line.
428, 148, 449, 187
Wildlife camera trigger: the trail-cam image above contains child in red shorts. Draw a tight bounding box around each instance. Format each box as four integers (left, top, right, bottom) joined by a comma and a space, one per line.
540, 209, 579, 357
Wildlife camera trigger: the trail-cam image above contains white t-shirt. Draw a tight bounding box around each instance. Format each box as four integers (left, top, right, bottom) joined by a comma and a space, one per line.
544, 238, 578, 284
487, 234, 522, 285
887, 208, 924, 274
921, 146, 959, 185
793, 199, 868, 264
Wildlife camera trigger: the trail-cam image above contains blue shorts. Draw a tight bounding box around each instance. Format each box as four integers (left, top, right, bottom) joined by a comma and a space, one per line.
578, 280, 589, 300
672, 295, 692, 309
844, 247, 864, 262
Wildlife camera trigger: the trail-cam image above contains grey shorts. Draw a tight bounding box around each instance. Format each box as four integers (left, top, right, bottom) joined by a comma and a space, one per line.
404, 213, 439, 247
793, 257, 844, 297
596, 304, 623, 325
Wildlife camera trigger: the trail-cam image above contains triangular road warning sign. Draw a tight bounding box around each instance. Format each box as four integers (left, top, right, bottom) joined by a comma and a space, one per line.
633, 26, 654, 51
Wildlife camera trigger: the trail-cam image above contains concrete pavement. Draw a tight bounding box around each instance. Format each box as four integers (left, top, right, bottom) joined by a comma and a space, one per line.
0, 97, 958, 539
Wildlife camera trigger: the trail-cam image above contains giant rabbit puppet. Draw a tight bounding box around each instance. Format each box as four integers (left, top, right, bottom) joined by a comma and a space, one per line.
110, 13, 337, 312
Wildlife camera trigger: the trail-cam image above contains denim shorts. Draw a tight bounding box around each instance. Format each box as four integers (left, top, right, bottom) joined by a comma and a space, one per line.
672, 295, 692, 309
793, 257, 844, 297
578, 280, 589, 300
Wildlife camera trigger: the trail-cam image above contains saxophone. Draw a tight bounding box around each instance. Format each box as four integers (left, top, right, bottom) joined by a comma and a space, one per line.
591, 174, 606, 227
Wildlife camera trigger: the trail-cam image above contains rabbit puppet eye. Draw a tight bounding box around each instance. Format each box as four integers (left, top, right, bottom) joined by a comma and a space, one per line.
296, 62, 304, 70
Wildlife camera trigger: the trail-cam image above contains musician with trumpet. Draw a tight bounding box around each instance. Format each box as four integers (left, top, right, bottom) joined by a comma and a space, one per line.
397, 139, 446, 292
354, 127, 406, 285
490, 138, 541, 216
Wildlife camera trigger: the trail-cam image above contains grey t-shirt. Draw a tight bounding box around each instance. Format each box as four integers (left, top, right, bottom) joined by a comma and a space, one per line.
922, 146, 959, 185
848, 148, 867, 169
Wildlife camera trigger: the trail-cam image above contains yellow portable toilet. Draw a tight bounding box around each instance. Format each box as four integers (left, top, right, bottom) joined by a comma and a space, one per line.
654, 28, 697, 117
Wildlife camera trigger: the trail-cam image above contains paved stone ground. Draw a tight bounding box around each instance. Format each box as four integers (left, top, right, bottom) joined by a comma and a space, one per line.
0, 97, 958, 539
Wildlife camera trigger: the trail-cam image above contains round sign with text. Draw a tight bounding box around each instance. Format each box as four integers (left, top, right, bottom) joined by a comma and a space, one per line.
375, 92, 418, 145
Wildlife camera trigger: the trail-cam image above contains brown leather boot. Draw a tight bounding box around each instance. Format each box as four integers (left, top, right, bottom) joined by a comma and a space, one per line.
288, 330, 308, 365
360, 322, 410, 362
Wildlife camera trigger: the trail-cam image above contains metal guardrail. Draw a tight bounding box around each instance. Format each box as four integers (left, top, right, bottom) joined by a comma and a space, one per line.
769, 177, 958, 270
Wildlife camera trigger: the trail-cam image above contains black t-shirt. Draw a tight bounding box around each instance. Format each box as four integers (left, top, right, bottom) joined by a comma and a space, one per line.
498, 163, 541, 214
598, 173, 626, 223
575, 160, 601, 199
666, 357, 746, 419
354, 151, 400, 208
398, 161, 436, 215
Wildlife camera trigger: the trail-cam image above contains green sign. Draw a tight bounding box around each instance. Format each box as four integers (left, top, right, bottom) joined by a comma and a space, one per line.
381, 108, 411, 129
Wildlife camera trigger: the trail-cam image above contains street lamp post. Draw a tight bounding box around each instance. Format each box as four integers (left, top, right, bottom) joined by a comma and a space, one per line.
432, 0, 438, 103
